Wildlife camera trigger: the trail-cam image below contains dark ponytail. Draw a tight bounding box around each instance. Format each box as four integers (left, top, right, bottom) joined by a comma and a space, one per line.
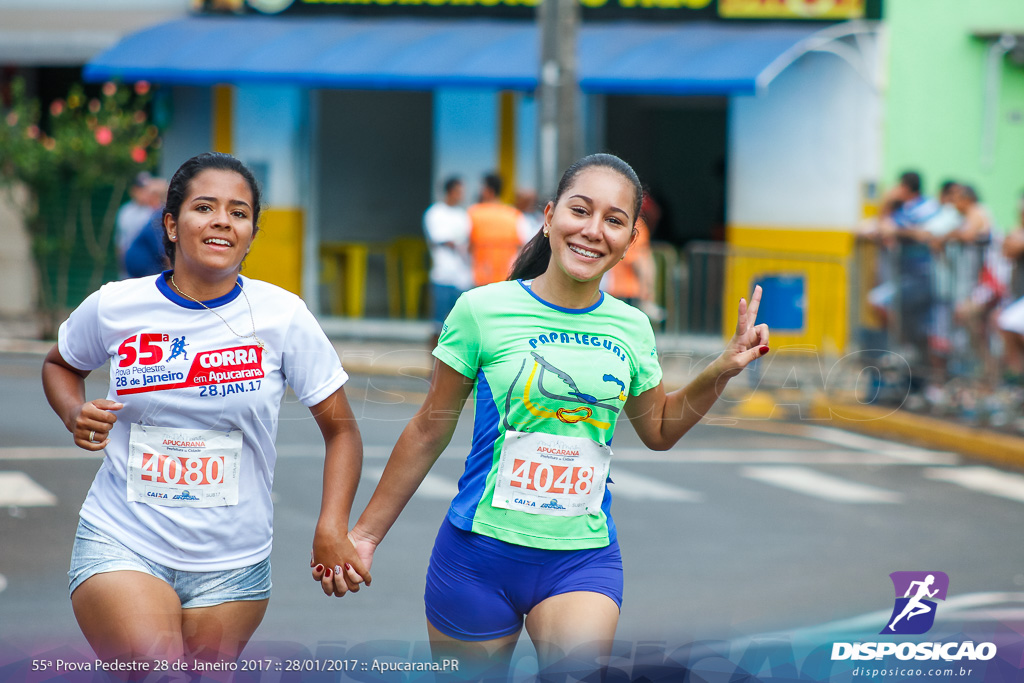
508, 228, 552, 281
507, 153, 642, 282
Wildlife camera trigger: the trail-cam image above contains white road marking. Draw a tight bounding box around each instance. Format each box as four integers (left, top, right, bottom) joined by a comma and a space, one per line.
0, 447, 100, 460
0, 574, 7, 595
612, 448, 954, 465
0, 471, 58, 507
362, 466, 458, 500
924, 466, 1024, 504
741, 466, 902, 503
791, 425, 958, 464
608, 467, 703, 502
737, 592, 1024, 641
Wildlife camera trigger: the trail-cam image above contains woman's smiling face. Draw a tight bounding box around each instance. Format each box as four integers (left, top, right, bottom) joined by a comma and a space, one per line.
542, 166, 638, 284
164, 168, 256, 281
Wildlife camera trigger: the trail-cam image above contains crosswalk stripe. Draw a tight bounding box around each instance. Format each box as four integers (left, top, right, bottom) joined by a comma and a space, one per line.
740, 466, 902, 503
608, 467, 703, 502
924, 466, 1024, 504
362, 466, 458, 500
0, 471, 58, 506
719, 422, 958, 465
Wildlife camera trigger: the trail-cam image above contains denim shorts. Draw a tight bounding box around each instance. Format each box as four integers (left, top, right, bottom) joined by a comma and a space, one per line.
424, 518, 623, 641
68, 517, 272, 608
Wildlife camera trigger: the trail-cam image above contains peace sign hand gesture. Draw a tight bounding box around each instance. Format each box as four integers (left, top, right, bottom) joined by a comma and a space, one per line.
713, 284, 770, 380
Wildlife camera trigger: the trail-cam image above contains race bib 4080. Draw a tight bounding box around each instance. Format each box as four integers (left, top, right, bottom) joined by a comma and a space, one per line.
126, 424, 242, 508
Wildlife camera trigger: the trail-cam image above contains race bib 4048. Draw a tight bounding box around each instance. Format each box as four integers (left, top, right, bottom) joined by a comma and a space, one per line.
126, 424, 242, 508
113, 333, 264, 396
492, 431, 611, 517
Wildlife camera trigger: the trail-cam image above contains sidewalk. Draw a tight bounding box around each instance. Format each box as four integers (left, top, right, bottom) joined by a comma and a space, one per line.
6, 314, 1023, 469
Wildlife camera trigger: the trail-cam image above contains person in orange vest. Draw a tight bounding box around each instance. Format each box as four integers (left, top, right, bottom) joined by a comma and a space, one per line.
468, 173, 525, 286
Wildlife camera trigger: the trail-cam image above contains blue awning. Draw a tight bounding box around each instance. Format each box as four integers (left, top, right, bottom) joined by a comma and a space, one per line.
84, 16, 822, 96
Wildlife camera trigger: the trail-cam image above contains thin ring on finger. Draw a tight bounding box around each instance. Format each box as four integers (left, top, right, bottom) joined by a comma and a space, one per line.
88, 430, 97, 443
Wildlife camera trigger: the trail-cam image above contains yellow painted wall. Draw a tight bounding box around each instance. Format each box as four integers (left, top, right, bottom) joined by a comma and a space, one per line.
726, 225, 856, 353
243, 208, 304, 295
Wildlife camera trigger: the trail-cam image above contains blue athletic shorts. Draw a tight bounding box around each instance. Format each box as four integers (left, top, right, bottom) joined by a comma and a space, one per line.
424, 518, 623, 641
68, 517, 272, 608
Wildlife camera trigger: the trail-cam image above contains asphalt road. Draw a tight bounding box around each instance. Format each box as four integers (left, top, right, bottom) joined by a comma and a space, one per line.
2, 351, 1024, 680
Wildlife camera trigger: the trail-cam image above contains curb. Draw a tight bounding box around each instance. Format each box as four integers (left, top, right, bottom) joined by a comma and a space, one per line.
808, 397, 1024, 469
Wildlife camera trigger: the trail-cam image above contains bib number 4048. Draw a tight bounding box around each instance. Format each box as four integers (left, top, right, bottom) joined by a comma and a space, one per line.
140, 452, 225, 486
509, 458, 594, 495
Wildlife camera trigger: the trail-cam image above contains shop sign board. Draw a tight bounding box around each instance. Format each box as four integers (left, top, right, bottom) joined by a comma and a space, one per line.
193, 0, 876, 19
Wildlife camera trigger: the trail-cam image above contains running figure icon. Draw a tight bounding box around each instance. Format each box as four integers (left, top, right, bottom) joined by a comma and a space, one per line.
887, 574, 939, 632
168, 336, 189, 361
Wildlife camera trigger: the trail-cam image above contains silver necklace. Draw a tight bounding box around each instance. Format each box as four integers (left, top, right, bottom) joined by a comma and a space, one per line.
170, 274, 266, 350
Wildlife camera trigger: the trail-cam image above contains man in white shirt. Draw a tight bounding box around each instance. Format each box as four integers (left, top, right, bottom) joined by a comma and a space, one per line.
423, 176, 473, 336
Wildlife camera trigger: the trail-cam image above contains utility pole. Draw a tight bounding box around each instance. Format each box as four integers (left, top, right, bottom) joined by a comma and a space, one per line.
537, 0, 580, 198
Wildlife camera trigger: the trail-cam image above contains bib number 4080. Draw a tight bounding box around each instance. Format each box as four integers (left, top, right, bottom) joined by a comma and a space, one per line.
509, 458, 594, 495
140, 452, 225, 486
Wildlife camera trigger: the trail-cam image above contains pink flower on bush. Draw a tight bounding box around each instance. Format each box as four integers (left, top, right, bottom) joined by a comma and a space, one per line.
131, 147, 147, 163
88, 99, 101, 114
134, 81, 151, 95
50, 100, 64, 117
133, 111, 147, 124
42, 136, 56, 151
102, 82, 117, 97
26, 125, 39, 139
94, 126, 113, 145
5, 111, 18, 126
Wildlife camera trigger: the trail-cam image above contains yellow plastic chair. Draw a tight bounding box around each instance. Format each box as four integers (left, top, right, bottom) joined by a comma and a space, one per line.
385, 237, 430, 319
320, 241, 371, 317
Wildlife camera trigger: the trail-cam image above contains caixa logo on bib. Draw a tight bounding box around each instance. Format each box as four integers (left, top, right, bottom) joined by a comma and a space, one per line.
883, 571, 949, 635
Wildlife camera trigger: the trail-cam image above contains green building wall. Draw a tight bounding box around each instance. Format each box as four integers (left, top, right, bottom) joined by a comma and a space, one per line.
884, 0, 1024, 231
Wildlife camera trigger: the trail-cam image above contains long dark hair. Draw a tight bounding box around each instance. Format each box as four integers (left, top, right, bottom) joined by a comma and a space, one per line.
508, 153, 642, 281
162, 152, 263, 265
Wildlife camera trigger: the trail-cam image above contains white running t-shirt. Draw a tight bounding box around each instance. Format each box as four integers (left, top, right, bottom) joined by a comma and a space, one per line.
58, 273, 348, 571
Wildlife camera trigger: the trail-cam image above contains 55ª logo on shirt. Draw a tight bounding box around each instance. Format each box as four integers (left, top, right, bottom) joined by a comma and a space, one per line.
114, 333, 264, 395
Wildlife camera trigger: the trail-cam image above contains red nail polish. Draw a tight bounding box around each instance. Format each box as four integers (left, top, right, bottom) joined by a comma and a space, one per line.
315, 564, 324, 572
325, 567, 333, 578
345, 563, 352, 571
760, 346, 770, 355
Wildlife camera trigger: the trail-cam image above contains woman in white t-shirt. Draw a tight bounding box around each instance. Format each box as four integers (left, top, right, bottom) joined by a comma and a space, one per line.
42, 153, 369, 666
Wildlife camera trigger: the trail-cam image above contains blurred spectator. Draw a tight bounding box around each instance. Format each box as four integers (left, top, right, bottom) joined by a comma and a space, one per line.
467, 172, 523, 285
640, 191, 663, 236
996, 192, 1024, 384
945, 185, 1003, 387
924, 180, 962, 238
863, 171, 939, 360
924, 180, 961, 367
122, 177, 168, 279
423, 176, 472, 335
115, 172, 160, 277
514, 188, 544, 244
602, 199, 662, 322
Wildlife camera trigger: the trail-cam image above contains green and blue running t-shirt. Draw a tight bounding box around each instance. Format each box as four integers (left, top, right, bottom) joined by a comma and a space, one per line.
432, 280, 663, 550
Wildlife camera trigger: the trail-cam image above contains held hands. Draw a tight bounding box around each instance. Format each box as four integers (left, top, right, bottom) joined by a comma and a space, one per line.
311, 527, 375, 598
69, 399, 123, 451
713, 285, 770, 380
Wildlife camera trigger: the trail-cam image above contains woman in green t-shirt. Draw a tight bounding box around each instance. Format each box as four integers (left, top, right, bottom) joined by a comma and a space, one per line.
319, 153, 769, 678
